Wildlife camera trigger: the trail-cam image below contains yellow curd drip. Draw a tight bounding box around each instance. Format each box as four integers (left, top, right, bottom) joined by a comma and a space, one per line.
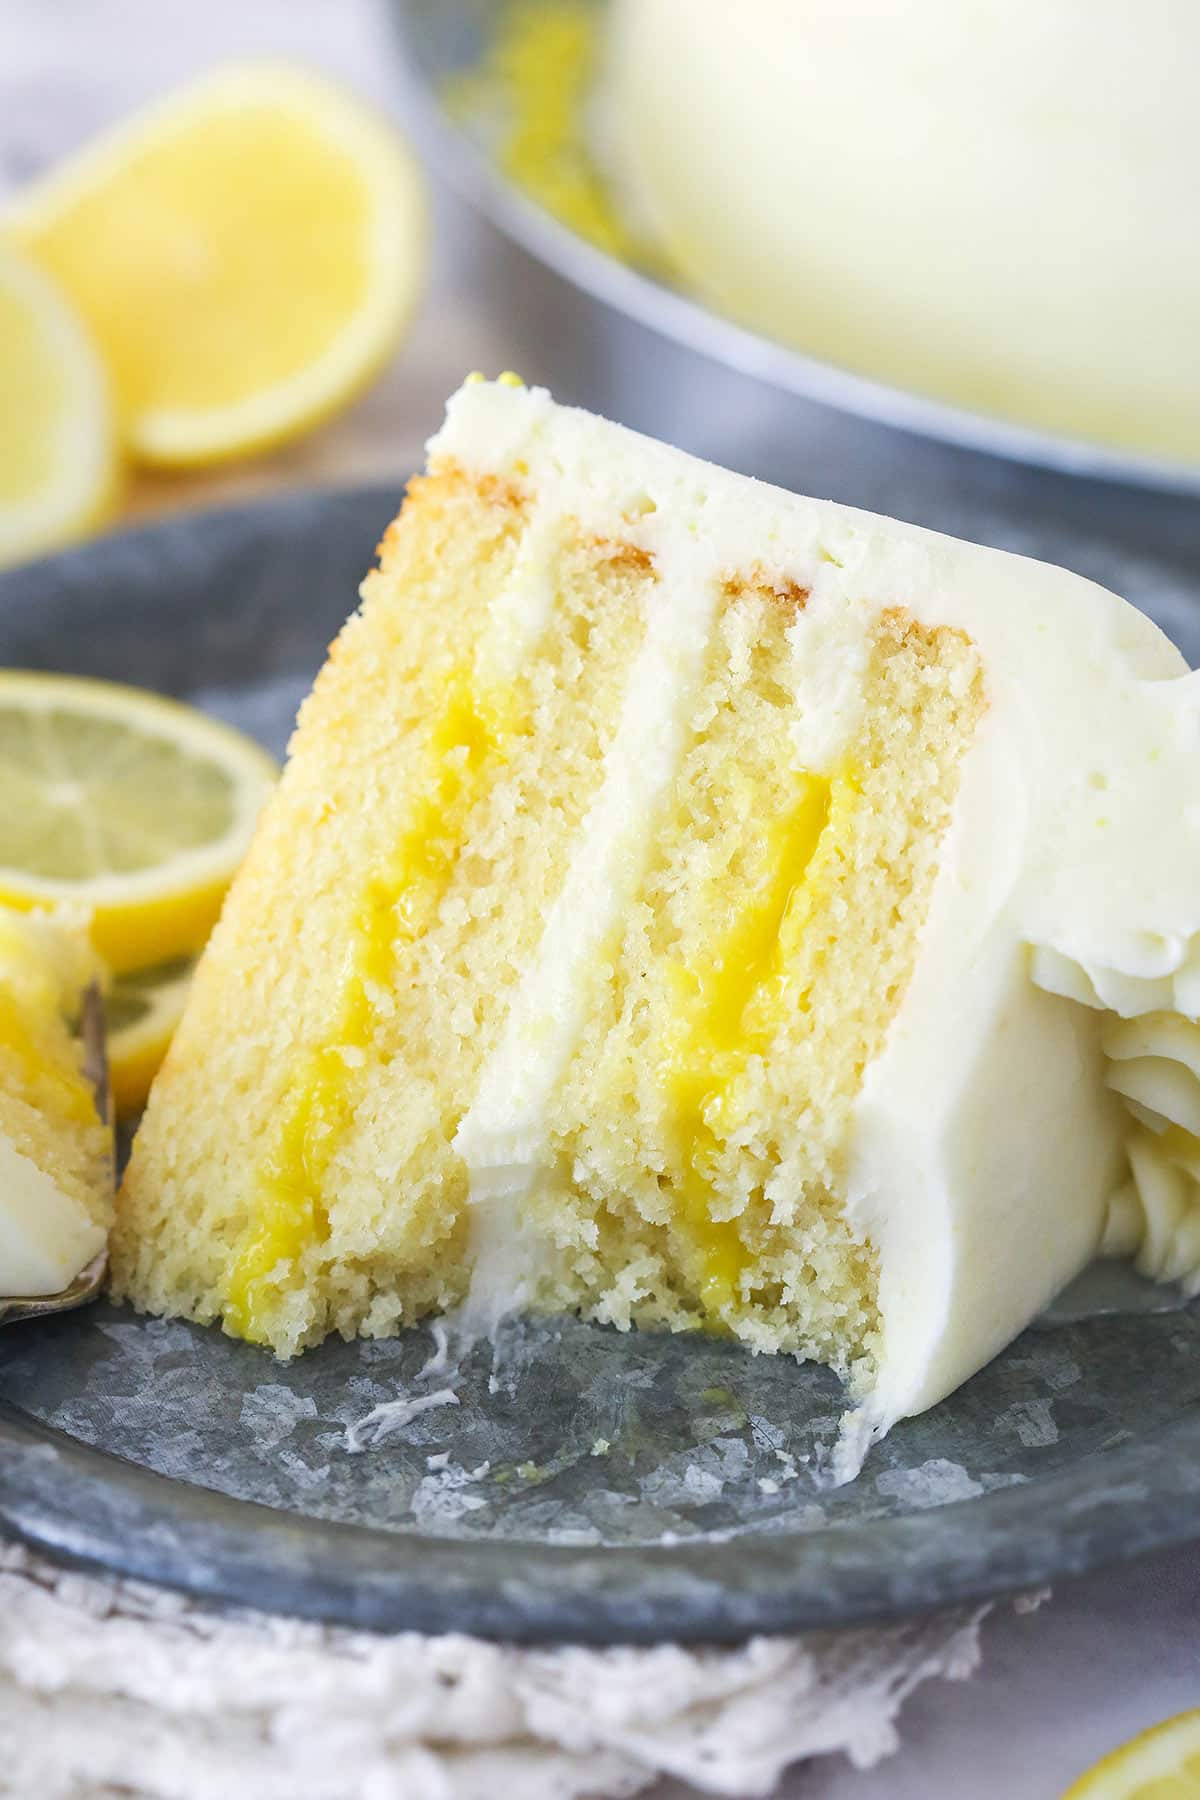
662, 771, 862, 1320
223, 673, 522, 1343
0, 920, 98, 1131
446, 3, 666, 271
0, 988, 98, 1130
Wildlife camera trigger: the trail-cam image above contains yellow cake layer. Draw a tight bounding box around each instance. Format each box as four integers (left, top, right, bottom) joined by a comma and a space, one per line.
113, 454, 983, 1372
0, 906, 111, 1236
112, 469, 655, 1347
541, 602, 982, 1380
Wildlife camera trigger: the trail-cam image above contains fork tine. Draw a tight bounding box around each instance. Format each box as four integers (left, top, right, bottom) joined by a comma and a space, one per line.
79, 981, 113, 1133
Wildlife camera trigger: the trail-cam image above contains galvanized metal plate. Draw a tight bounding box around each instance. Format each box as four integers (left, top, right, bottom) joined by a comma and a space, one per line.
1, 491, 1198, 1645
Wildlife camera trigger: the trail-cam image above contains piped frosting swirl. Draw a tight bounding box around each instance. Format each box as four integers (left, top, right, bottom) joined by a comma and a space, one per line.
1033, 943, 1200, 1294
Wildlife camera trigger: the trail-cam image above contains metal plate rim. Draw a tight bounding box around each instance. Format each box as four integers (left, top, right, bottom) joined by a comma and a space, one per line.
3, 1385, 1200, 1644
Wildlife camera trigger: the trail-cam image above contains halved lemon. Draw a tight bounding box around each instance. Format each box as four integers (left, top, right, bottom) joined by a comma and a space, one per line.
0, 672, 276, 972
1063, 1710, 1200, 1798
0, 241, 121, 569
107, 957, 194, 1117
5, 63, 428, 467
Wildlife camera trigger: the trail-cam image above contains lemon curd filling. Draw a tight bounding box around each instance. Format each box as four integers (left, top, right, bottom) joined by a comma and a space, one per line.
0, 989, 97, 1131
222, 672, 524, 1342
0, 919, 97, 1130
661, 771, 861, 1318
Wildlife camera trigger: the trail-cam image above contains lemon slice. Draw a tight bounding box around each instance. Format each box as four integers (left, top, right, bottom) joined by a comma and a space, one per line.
0, 241, 120, 569
5, 63, 427, 467
107, 957, 194, 1117
0, 672, 276, 972
1063, 1710, 1200, 1798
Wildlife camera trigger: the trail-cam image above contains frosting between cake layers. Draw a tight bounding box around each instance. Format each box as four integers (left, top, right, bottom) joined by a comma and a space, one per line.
432, 378, 1200, 1450
453, 499, 727, 1329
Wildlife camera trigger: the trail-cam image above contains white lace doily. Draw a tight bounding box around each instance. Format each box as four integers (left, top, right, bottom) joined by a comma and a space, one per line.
0, 1542, 991, 1799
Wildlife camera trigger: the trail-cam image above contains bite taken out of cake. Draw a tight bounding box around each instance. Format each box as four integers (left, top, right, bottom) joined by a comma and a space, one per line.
112, 377, 1200, 1472
0, 905, 112, 1296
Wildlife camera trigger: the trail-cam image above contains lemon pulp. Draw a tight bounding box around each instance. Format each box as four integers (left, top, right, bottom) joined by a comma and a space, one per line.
24, 108, 373, 426
0, 243, 118, 567
0, 276, 72, 505
0, 673, 276, 973
9, 65, 427, 466
105, 958, 194, 1117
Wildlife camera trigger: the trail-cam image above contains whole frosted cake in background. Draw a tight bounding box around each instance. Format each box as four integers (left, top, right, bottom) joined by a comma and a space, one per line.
114, 378, 1200, 1469
0, 907, 111, 1295
604, 0, 1200, 465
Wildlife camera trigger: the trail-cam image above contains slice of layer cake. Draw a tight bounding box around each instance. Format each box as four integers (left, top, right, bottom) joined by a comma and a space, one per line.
0, 906, 112, 1295
112, 378, 1200, 1459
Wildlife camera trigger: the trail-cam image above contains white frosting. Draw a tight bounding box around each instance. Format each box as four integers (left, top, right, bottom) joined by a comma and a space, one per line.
431, 379, 1200, 1445
455, 503, 725, 1327
477, 492, 563, 687
0, 905, 107, 1299
0, 1133, 105, 1296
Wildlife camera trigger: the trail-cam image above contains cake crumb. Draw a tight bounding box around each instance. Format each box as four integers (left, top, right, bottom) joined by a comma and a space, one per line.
344, 1387, 460, 1454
